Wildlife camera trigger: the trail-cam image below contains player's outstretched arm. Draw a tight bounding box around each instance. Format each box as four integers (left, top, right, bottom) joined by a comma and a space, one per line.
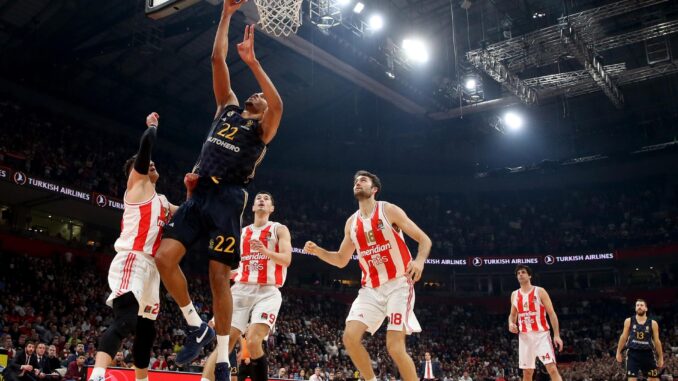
250, 224, 293, 267
304, 218, 355, 268
508, 291, 519, 333
212, 0, 243, 116
616, 318, 631, 363
652, 320, 664, 368
126, 112, 159, 203
237, 25, 283, 144
384, 203, 431, 282
540, 288, 563, 351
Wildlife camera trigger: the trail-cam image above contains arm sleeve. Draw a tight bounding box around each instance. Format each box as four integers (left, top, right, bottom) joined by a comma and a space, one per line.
133, 127, 157, 175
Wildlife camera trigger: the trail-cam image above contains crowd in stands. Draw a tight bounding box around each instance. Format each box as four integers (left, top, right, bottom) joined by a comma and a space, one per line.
256, 179, 678, 260
2, 96, 678, 260
0, 97, 190, 203
1, 252, 677, 381
2, 96, 678, 380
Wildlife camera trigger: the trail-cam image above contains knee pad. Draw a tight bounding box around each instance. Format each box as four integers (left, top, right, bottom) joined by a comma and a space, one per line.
132, 317, 156, 369
99, 293, 139, 358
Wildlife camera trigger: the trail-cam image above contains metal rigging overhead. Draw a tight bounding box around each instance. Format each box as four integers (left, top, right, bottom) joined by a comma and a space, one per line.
460, 0, 678, 112
560, 22, 624, 108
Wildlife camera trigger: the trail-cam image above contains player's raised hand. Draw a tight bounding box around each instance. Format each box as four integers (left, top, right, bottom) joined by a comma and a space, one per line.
223, 0, 246, 16
237, 24, 258, 66
146, 112, 159, 128
553, 335, 564, 352
405, 259, 424, 282
303, 241, 319, 255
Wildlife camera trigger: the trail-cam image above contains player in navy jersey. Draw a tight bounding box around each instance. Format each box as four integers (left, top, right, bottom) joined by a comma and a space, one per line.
154, 1, 283, 380
616, 299, 664, 381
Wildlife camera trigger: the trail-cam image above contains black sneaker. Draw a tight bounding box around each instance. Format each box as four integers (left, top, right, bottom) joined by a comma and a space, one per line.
175, 322, 215, 365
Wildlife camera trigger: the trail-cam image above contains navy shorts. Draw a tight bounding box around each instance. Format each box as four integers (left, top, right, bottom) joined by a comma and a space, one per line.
626, 349, 658, 378
164, 177, 248, 269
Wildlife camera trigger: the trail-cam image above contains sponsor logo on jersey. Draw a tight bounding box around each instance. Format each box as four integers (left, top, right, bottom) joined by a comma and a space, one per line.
359, 243, 392, 257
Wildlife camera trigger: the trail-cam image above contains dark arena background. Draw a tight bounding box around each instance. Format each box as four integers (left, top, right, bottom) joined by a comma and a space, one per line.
1, 0, 678, 380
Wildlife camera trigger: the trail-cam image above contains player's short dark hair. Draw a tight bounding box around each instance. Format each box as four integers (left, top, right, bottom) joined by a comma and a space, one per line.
636, 298, 647, 307
123, 155, 137, 178
354, 170, 382, 194
256, 191, 275, 206
515, 264, 533, 276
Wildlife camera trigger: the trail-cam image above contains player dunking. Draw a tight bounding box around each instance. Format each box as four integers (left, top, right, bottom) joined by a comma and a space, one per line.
201, 191, 292, 381
154, 0, 283, 379
304, 170, 432, 381
615, 299, 664, 381
89, 113, 183, 381
508, 265, 563, 381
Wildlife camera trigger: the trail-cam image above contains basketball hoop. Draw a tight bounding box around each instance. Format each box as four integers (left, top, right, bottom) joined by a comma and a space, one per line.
253, 0, 302, 37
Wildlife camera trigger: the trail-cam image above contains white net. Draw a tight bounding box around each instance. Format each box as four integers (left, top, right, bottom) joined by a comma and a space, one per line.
254, 0, 303, 37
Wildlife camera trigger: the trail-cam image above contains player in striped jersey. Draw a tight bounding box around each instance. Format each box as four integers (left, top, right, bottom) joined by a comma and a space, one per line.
89, 113, 184, 381
508, 265, 563, 381
304, 170, 431, 381
200, 191, 292, 381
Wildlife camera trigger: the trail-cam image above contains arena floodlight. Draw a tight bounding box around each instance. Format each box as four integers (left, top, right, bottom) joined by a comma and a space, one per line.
402, 38, 429, 63
145, 0, 201, 20
336, 0, 351, 7
465, 78, 477, 90
368, 14, 384, 31
353, 2, 365, 13
503, 111, 524, 132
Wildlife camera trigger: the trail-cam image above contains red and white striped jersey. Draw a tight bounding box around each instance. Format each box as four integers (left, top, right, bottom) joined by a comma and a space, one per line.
114, 192, 171, 257
233, 221, 288, 287
512, 286, 550, 333
349, 201, 413, 288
